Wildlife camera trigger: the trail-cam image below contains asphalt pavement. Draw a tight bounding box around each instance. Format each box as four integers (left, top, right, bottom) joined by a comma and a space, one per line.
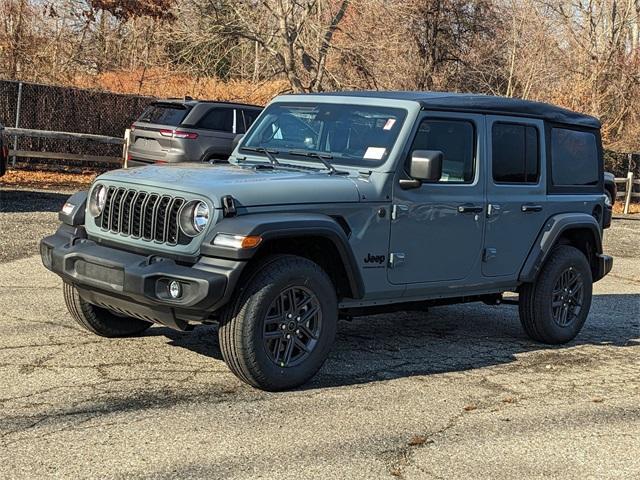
0, 188, 638, 479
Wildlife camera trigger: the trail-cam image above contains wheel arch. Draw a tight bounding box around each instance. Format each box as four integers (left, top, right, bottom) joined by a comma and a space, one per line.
519, 213, 603, 283
201, 213, 365, 300
200, 146, 230, 163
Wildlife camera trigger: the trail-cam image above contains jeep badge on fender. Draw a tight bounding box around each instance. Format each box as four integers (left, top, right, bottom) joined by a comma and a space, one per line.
41, 92, 613, 391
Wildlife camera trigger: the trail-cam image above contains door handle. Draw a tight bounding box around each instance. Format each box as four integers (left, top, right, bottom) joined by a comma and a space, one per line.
521, 204, 543, 213
458, 204, 483, 214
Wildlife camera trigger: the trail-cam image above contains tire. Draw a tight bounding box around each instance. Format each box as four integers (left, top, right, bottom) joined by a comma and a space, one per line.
519, 245, 593, 344
202, 155, 227, 164
604, 189, 614, 208
63, 282, 152, 337
219, 255, 338, 391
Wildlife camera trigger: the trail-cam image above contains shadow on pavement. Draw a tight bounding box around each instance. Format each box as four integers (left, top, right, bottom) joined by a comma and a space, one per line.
0, 189, 69, 213
154, 293, 640, 390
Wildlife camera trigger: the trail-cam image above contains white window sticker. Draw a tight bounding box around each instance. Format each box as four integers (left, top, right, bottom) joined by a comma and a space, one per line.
383, 118, 396, 131
364, 147, 386, 160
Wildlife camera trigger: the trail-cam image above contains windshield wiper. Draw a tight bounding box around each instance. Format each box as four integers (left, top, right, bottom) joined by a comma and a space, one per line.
286, 150, 344, 175
240, 146, 280, 165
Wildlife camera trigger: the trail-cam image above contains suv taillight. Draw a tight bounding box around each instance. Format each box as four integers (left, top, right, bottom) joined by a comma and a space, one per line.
1, 145, 8, 159
159, 129, 198, 140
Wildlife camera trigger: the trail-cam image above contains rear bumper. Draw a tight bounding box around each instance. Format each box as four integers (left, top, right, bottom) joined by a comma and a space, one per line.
40, 226, 243, 329
594, 253, 613, 282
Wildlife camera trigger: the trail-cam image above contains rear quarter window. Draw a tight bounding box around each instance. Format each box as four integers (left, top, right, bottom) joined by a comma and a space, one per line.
551, 128, 599, 186
137, 104, 189, 126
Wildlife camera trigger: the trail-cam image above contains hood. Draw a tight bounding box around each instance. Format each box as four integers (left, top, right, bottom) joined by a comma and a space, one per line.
98, 163, 362, 207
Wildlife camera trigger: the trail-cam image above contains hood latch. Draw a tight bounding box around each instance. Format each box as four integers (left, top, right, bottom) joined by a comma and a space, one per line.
222, 195, 237, 217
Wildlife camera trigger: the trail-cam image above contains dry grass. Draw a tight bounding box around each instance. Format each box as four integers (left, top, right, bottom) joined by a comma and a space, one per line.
613, 202, 640, 214
73, 68, 289, 105
0, 170, 96, 191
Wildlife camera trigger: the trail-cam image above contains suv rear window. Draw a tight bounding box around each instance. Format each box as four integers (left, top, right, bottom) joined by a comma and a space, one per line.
551, 128, 598, 186
137, 104, 189, 126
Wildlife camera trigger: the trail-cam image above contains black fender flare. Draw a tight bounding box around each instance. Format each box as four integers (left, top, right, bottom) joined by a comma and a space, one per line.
519, 213, 603, 283
201, 212, 365, 299
200, 146, 230, 163
59, 191, 88, 226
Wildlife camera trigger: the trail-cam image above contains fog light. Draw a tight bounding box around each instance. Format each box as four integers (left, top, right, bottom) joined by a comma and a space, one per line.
168, 280, 182, 299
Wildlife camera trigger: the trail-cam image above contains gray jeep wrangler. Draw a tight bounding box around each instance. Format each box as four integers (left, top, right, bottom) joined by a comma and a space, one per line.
41, 92, 613, 391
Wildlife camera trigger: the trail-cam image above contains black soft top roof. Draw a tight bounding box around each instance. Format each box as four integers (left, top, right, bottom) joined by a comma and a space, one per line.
312, 91, 600, 129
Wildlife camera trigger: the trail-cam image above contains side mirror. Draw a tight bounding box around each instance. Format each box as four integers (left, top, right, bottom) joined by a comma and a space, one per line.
400, 150, 443, 189
409, 150, 443, 182
232, 134, 244, 151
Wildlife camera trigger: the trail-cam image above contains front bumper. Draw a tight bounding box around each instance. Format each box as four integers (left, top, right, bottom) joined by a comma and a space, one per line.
41, 226, 243, 329
594, 253, 613, 282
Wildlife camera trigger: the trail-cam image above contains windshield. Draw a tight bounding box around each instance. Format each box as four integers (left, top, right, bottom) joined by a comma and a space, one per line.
241, 102, 407, 167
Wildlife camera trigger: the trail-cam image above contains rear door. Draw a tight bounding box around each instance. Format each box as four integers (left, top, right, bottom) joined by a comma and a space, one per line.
482, 116, 547, 278
193, 106, 236, 158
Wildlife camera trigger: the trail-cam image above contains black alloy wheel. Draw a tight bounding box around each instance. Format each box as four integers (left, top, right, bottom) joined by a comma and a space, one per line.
263, 286, 323, 368
551, 267, 584, 327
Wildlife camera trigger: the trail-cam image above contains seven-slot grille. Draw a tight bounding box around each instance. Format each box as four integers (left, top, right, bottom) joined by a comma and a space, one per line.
98, 187, 187, 245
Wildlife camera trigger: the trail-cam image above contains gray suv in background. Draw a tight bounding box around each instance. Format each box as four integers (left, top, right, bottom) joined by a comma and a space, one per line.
128, 99, 262, 167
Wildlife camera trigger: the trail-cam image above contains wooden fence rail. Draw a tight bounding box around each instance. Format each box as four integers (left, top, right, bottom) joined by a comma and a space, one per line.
1, 127, 129, 166
614, 173, 640, 214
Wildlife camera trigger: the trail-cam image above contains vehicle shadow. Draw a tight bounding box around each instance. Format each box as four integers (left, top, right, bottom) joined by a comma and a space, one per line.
0, 189, 69, 213
155, 293, 639, 390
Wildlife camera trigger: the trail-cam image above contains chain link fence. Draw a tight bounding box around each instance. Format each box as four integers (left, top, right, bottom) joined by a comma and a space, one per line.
0, 79, 153, 169
0, 78, 638, 176
604, 151, 639, 178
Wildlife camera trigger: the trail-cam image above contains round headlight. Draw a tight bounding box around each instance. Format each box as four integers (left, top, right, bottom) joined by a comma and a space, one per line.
179, 200, 210, 236
193, 201, 210, 233
89, 184, 107, 217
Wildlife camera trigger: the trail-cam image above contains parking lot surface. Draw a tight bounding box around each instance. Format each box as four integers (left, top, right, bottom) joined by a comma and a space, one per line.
0, 189, 638, 479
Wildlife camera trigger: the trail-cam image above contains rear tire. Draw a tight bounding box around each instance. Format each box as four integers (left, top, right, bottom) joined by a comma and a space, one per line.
219, 255, 338, 391
519, 245, 592, 344
605, 189, 614, 208
63, 282, 152, 337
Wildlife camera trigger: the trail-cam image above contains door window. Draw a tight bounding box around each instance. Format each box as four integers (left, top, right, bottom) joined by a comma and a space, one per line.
409, 119, 475, 183
197, 108, 234, 132
492, 123, 539, 183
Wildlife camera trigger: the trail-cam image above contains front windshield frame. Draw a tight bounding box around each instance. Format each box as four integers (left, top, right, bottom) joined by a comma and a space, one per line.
238, 101, 409, 169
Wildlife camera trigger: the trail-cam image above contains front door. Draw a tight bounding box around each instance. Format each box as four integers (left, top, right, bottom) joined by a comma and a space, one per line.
482, 116, 547, 278
388, 112, 486, 285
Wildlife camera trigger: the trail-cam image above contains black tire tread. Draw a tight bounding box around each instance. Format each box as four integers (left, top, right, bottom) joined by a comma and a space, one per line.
218, 255, 336, 390
63, 282, 151, 337
519, 245, 592, 344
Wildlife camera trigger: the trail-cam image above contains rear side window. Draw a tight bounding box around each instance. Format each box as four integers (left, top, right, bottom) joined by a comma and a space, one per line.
138, 104, 189, 126
492, 123, 539, 183
242, 109, 259, 133
198, 108, 234, 132
551, 128, 599, 186
410, 119, 475, 183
